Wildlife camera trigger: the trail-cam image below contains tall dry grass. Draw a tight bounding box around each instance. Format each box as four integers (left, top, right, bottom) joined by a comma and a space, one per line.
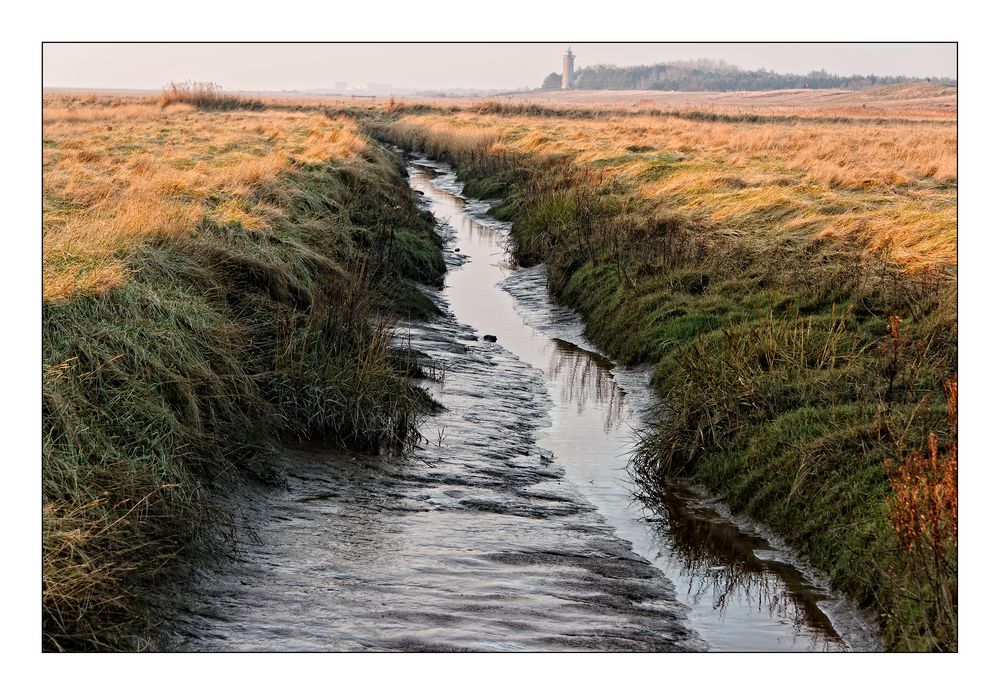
158, 81, 264, 111
43, 95, 368, 301
388, 108, 956, 273
885, 371, 958, 651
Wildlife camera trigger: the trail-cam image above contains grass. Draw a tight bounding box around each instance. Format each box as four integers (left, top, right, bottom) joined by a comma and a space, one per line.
381, 107, 955, 272
41, 86, 958, 651
158, 81, 265, 111
374, 93, 957, 651
42, 94, 444, 650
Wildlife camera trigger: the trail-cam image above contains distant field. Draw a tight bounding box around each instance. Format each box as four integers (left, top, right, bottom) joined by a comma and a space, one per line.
500, 82, 956, 115
44, 84, 955, 284
387, 88, 957, 272
44, 81, 957, 120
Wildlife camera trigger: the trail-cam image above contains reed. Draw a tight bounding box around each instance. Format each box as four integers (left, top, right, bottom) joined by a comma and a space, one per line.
158, 81, 265, 111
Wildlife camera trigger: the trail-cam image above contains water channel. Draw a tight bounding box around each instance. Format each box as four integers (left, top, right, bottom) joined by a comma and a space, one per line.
155, 157, 879, 652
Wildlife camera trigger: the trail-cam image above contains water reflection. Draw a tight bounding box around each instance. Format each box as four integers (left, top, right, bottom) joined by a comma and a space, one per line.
542, 333, 844, 649
547, 339, 628, 431
459, 215, 504, 248
642, 484, 843, 649
407, 158, 870, 651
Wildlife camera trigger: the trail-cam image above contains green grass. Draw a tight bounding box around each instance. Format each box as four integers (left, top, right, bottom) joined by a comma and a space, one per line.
42, 139, 444, 651
389, 227, 447, 284
378, 113, 957, 651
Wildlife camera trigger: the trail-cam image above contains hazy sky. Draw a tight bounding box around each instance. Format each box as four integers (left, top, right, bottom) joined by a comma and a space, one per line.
43, 43, 956, 92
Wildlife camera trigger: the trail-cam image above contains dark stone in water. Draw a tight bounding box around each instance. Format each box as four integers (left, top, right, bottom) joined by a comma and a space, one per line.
454, 248, 461, 252
483, 334, 497, 342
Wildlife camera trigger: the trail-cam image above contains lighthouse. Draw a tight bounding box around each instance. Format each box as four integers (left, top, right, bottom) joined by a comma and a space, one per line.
562, 47, 575, 90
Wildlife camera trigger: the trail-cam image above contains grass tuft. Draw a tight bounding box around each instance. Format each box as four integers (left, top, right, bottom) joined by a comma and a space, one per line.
159, 81, 265, 111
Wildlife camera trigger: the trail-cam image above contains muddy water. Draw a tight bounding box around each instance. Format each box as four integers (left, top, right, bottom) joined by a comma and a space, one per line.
154, 158, 879, 652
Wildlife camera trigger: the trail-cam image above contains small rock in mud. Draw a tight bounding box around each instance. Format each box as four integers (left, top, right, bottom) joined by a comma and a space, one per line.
483, 334, 497, 342
454, 248, 461, 252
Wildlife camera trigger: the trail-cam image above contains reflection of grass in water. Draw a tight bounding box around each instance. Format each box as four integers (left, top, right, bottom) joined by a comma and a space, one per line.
641, 484, 843, 648
537, 318, 844, 646
547, 339, 628, 432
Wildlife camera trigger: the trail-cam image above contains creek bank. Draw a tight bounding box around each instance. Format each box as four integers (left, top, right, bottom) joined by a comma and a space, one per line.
147, 156, 885, 652
42, 137, 444, 651
374, 118, 955, 649
149, 165, 704, 649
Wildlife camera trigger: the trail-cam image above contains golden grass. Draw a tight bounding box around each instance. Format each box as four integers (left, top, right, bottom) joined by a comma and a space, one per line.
470, 82, 957, 120
391, 107, 956, 272
43, 95, 369, 301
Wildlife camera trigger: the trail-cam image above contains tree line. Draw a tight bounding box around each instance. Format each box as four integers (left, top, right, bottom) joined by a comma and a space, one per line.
541, 59, 955, 91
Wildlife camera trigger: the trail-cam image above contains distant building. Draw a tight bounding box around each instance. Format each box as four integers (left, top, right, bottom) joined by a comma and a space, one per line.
562, 48, 575, 90
334, 81, 348, 93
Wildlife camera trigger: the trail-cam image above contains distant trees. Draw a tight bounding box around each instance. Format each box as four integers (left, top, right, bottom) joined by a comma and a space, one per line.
541, 72, 562, 90
541, 59, 956, 92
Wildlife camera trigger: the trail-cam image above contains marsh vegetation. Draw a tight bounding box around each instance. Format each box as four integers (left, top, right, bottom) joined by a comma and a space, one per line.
375, 88, 957, 650
42, 83, 957, 651
42, 92, 443, 650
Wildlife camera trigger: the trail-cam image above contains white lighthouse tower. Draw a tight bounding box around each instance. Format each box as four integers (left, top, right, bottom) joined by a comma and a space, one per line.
562, 47, 575, 90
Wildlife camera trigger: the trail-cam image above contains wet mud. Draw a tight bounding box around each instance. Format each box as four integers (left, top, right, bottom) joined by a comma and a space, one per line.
151, 158, 879, 652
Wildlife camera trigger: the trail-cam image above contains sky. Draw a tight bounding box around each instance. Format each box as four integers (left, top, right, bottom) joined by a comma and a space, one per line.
42, 42, 957, 92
